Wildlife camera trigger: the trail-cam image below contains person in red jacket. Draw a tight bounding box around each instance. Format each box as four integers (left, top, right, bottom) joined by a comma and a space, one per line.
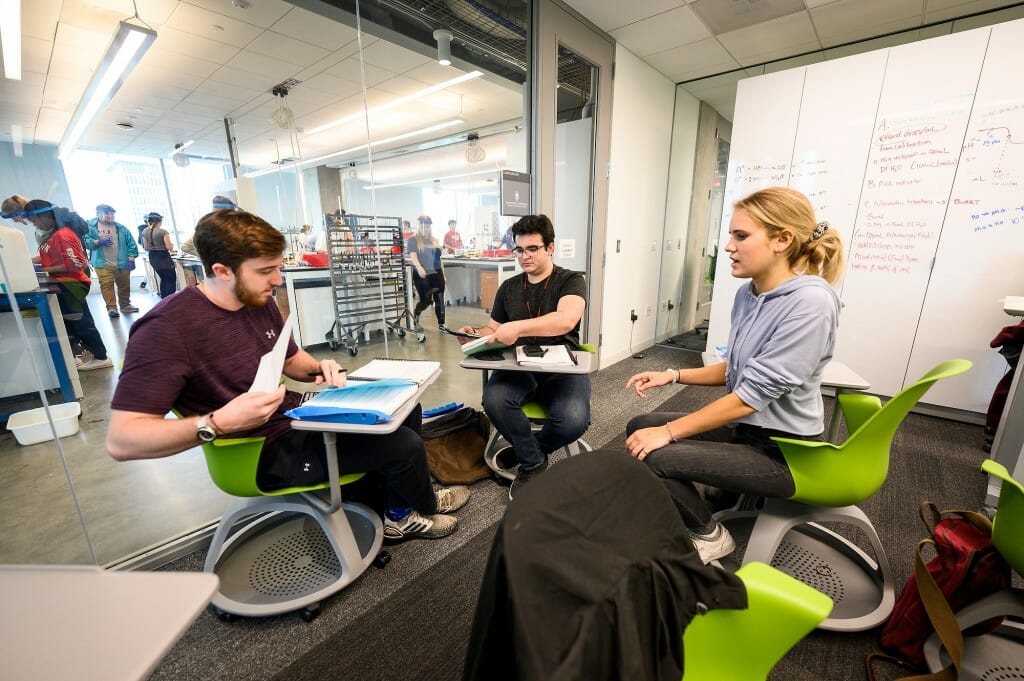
25, 200, 112, 370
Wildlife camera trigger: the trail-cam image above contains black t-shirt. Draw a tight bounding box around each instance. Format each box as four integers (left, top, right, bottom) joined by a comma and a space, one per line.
491, 265, 586, 347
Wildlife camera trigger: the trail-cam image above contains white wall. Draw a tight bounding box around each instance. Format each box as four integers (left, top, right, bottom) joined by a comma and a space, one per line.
598, 46, 677, 367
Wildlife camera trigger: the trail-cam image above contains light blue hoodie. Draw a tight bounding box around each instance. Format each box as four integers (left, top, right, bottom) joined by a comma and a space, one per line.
725, 275, 842, 436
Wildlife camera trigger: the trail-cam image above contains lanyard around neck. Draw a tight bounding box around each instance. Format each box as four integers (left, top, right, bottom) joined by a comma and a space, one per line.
523, 273, 552, 319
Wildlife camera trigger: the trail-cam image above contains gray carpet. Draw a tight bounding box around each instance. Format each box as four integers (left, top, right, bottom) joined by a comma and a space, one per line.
148, 345, 701, 680
148, 346, 989, 680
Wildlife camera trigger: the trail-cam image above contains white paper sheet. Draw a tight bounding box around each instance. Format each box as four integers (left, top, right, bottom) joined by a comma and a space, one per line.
249, 315, 293, 393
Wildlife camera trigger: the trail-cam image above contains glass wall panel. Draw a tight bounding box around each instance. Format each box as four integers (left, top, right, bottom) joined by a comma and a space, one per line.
1, 0, 528, 566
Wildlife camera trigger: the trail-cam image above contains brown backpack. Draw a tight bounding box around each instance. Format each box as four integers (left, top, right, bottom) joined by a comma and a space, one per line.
422, 407, 492, 485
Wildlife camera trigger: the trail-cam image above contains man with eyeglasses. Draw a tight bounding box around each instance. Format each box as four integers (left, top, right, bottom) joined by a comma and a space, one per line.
458, 214, 590, 499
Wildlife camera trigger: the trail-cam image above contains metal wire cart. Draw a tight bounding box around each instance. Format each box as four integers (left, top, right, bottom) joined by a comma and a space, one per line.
324, 214, 423, 355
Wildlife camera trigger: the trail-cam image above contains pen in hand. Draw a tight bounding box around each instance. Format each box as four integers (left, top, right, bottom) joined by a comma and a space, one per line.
308, 368, 347, 378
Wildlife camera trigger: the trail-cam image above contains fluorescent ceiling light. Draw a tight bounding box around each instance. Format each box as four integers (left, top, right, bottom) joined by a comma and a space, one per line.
246, 119, 465, 178
11, 124, 23, 157
303, 70, 483, 136
58, 21, 157, 160
0, 0, 21, 80
365, 167, 497, 190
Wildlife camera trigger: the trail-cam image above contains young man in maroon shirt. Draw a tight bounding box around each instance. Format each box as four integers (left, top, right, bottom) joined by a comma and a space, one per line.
107, 209, 469, 540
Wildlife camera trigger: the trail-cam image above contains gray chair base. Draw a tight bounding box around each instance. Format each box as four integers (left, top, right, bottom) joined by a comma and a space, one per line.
716, 497, 894, 632
483, 427, 591, 481
204, 493, 382, 618
923, 589, 1024, 679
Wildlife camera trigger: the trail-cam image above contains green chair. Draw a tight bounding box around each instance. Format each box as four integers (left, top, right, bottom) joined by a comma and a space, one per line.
197, 433, 384, 621
485, 343, 597, 481
682, 561, 833, 680
923, 459, 1024, 676
716, 359, 972, 631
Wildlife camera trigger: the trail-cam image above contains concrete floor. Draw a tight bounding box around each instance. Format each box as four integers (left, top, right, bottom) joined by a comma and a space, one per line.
0, 281, 501, 566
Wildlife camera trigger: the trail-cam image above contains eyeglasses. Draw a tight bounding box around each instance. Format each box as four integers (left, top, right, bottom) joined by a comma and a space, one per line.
513, 245, 545, 256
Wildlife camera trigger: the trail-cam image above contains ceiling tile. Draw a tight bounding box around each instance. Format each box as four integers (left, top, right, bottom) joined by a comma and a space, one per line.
150, 25, 241, 64
165, 3, 265, 48
403, 61, 477, 86
944, 2, 1024, 28
561, 0, 685, 32
718, 10, 819, 65
326, 57, 396, 87
810, 0, 924, 47
610, 6, 712, 57
225, 50, 301, 83
270, 6, 361, 50
288, 72, 360, 100
183, 0, 294, 28
246, 31, 332, 67
21, 0, 61, 41
208, 65, 286, 91
21, 36, 54, 76
645, 38, 742, 82
83, 0, 180, 25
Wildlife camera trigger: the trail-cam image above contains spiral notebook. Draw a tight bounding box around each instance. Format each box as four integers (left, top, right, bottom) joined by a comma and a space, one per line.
347, 359, 440, 385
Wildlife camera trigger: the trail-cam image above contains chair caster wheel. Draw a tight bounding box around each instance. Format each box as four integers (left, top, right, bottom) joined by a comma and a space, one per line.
300, 605, 320, 622
373, 550, 392, 568
214, 607, 237, 623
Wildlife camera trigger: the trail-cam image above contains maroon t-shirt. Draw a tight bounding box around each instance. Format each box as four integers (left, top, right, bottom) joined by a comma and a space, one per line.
111, 286, 300, 442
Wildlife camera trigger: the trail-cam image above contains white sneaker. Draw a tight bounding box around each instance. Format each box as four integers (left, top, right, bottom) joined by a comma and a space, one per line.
78, 357, 114, 371
689, 523, 736, 564
436, 486, 471, 513
383, 510, 457, 541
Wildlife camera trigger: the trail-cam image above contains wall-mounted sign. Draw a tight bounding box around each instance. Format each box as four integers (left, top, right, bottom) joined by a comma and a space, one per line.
500, 170, 531, 216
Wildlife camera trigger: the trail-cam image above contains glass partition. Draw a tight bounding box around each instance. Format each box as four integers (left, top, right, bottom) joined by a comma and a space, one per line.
1, 0, 528, 566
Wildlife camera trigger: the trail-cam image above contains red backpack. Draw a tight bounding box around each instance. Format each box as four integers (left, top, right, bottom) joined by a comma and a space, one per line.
869, 502, 1010, 679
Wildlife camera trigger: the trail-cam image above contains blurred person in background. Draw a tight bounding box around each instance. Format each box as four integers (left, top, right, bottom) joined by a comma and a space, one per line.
87, 203, 138, 318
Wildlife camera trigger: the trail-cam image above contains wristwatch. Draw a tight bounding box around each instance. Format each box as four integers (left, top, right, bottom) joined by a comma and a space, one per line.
196, 414, 217, 442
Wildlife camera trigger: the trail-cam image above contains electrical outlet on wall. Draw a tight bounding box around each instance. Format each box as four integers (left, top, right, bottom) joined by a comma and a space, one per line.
650, 240, 657, 251
645, 305, 652, 317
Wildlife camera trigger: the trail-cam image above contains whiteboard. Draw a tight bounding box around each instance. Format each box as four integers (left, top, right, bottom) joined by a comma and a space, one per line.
835, 29, 989, 397
706, 18, 1024, 413
706, 68, 804, 350
905, 20, 1024, 412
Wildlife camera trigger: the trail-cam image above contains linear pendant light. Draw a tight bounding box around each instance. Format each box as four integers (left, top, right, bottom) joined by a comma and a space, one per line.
303, 70, 483, 136
0, 0, 21, 80
58, 20, 157, 160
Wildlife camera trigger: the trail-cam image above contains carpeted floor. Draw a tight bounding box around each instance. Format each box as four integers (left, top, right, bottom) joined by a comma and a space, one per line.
149, 347, 991, 680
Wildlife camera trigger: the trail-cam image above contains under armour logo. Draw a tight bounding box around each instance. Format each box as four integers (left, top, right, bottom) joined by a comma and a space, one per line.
303, 462, 311, 472
266, 329, 276, 339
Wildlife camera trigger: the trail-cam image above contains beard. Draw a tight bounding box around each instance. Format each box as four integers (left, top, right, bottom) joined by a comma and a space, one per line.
234, 278, 272, 307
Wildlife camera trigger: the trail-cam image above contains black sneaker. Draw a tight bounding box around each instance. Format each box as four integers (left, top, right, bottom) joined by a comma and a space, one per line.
108, 310, 120, 318
509, 462, 548, 501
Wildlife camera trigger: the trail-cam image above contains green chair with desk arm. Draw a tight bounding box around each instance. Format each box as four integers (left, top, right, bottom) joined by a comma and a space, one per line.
681, 561, 834, 680
922, 459, 1024, 677
188, 427, 385, 622
714, 358, 973, 632
484, 342, 597, 481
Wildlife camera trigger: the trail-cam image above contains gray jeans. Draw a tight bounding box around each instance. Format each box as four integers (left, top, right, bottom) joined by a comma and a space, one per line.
626, 412, 808, 532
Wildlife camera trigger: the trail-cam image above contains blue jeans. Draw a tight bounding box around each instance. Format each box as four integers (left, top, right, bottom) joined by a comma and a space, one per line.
627, 412, 800, 532
483, 370, 591, 470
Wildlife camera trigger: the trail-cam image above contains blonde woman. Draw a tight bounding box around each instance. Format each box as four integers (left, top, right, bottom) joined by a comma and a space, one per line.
624, 187, 845, 563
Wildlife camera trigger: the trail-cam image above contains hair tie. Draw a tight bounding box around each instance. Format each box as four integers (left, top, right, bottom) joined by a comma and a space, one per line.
811, 221, 829, 241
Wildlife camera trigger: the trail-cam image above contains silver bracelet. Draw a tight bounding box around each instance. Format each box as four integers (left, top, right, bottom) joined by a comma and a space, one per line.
665, 423, 678, 442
